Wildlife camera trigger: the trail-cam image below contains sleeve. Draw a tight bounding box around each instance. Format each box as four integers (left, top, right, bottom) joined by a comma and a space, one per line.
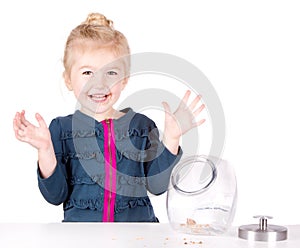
37, 118, 69, 205
144, 122, 183, 196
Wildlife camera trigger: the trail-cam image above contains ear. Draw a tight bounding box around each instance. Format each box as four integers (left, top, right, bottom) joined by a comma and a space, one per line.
120, 77, 129, 91
63, 71, 73, 91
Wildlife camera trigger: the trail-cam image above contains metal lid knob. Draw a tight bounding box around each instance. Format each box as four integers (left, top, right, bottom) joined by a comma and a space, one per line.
238, 215, 288, 242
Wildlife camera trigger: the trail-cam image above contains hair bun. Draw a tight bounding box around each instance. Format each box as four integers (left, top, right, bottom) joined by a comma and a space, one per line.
83, 13, 114, 28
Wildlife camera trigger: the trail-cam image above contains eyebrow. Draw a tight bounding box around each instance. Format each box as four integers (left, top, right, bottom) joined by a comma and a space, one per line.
78, 65, 96, 70
78, 65, 122, 71
105, 66, 122, 71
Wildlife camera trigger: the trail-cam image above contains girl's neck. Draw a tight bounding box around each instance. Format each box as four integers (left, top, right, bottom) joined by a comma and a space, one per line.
80, 108, 125, 122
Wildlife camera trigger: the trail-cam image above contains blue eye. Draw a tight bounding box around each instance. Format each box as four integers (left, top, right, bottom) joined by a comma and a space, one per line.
107, 71, 118, 76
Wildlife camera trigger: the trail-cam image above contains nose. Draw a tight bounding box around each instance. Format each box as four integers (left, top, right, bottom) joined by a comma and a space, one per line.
89, 70, 120, 89
86, 69, 105, 86
85, 76, 110, 95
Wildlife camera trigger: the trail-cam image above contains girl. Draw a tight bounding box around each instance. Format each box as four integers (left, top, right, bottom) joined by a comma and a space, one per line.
13, 13, 205, 222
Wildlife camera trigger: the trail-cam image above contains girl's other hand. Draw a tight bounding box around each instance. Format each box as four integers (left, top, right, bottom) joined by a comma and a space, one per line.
13, 110, 52, 151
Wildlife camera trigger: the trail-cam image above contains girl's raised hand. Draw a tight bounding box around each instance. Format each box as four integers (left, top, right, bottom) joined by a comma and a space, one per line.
13, 110, 52, 150
162, 90, 205, 152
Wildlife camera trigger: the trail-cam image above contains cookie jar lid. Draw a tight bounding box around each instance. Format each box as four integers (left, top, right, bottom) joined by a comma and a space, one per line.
238, 215, 288, 241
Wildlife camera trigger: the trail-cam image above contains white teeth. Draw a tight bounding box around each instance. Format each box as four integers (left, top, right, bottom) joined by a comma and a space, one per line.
92, 94, 106, 99
88, 93, 109, 102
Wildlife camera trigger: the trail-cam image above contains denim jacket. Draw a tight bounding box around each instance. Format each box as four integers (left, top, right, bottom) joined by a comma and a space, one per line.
38, 108, 182, 222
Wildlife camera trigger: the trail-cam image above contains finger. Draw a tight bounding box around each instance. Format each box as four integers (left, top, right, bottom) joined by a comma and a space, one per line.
35, 113, 47, 128
13, 118, 21, 137
162, 101, 172, 115
13, 113, 27, 131
191, 118, 206, 128
193, 104, 205, 116
188, 95, 202, 111
13, 112, 21, 128
179, 90, 191, 109
195, 119, 206, 127
14, 128, 26, 141
20, 110, 31, 127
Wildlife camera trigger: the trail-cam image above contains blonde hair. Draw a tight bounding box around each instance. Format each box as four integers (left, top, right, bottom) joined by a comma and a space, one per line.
63, 13, 130, 74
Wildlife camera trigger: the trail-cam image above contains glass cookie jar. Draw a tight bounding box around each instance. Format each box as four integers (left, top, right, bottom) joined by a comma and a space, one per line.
167, 155, 237, 235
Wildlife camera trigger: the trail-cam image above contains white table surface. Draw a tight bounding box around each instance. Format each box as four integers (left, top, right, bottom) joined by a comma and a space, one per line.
0, 223, 299, 248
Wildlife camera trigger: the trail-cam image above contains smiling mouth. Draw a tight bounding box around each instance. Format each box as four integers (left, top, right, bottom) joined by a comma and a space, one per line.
88, 93, 111, 103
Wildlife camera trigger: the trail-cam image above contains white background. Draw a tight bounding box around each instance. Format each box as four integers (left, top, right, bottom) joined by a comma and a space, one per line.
1, 0, 299, 226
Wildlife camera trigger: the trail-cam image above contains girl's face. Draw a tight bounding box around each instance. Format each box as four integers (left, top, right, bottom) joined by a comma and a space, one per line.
64, 45, 128, 120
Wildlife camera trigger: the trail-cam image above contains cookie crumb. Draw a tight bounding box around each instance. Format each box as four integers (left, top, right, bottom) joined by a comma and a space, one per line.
187, 218, 197, 225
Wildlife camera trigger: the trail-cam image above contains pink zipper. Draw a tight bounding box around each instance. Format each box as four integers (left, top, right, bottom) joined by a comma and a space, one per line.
101, 118, 117, 222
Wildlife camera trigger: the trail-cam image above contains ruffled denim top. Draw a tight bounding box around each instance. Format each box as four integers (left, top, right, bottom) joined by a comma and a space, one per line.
38, 108, 182, 222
